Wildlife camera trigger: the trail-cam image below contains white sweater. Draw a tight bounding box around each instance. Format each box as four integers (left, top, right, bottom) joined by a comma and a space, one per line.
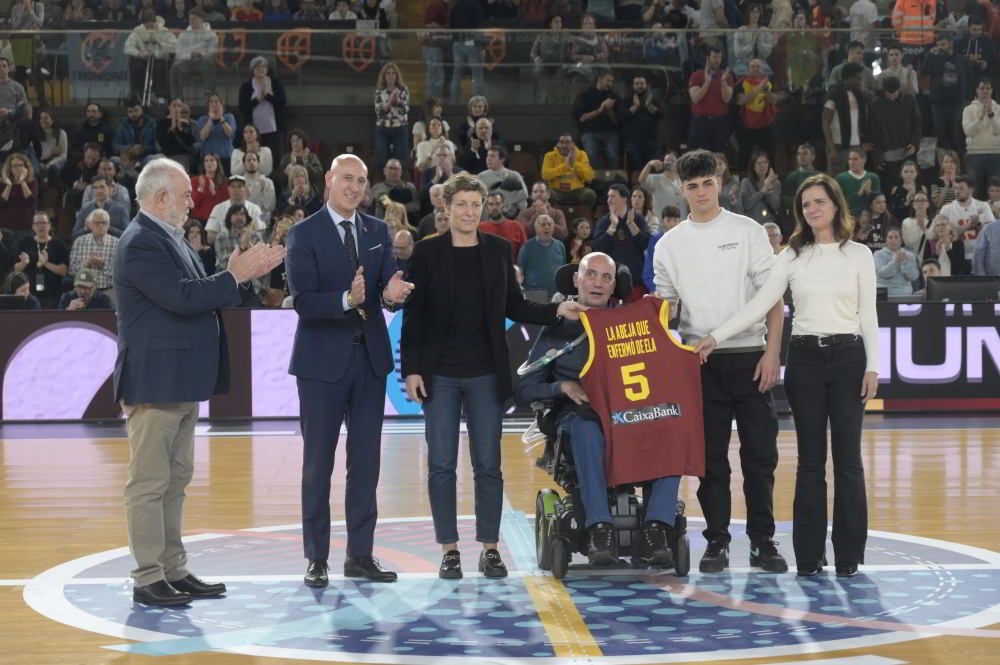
653, 208, 775, 349
962, 99, 1000, 154
710, 241, 880, 373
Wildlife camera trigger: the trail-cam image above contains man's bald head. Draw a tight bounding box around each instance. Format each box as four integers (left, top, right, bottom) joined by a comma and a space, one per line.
575, 252, 616, 307
329, 153, 368, 174
393, 229, 414, 259
325, 154, 369, 216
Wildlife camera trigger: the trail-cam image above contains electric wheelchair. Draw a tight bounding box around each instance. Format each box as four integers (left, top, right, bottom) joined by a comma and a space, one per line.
518, 264, 691, 580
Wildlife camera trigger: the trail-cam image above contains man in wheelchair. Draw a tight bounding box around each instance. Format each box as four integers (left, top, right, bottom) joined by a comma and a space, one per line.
514, 253, 681, 568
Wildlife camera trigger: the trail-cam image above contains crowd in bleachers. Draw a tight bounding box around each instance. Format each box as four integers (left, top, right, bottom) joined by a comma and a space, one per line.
1, 0, 999, 310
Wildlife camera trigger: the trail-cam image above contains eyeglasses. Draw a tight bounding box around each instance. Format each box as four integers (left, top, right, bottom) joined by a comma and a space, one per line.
582, 269, 614, 284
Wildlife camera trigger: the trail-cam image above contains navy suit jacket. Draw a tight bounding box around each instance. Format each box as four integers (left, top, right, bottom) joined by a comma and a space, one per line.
113, 213, 242, 405
285, 207, 398, 382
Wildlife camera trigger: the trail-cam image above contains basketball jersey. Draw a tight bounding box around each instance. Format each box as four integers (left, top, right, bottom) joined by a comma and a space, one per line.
579, 297, 705, 486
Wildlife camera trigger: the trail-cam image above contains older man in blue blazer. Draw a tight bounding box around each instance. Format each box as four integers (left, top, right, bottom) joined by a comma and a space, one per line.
285, 154, 414, 587
114, 159, 285, 607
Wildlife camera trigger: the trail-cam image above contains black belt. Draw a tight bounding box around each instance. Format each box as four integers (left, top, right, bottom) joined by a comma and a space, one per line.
352, 334, 366, 345
790, 334, 861, 348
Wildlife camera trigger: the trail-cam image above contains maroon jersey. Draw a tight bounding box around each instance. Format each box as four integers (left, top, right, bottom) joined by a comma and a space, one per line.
579, 297, 705, 486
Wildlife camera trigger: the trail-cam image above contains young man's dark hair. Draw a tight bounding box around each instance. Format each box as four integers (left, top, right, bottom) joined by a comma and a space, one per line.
846, 40, 865, 52
881, 75, 900, 94
840, 62, 864, 80
676, 149, 717, 182
608, 183, 630, 199
488, 145, 507, 162
662, 205, 681, 218
799, 142, 815, 154
988, 175, 1000, 189
921, 257, 941, 269
955, 175, 975, 188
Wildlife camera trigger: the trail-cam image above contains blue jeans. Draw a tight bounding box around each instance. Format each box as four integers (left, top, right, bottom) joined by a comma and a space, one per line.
450, 41, 484, 103
581, 130, 621, 170
374, 125, 409, 173
563, 413, 680, 528
422, 46, 445, 101
423, 373, 504, 544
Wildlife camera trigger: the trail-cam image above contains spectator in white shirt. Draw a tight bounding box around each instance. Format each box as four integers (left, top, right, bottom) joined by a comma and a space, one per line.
242, 152, 276, 223
205, 175, 266, 244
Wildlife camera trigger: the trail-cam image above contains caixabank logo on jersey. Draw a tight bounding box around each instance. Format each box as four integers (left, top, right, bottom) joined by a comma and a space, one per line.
611, 402, 682, 425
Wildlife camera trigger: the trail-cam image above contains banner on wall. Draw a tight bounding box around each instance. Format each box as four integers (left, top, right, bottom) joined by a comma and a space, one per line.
67, 32, 131, 101
1, 303, 998, 421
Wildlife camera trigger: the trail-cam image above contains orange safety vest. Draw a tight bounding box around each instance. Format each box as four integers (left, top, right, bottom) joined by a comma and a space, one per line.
892, 0, 936, 46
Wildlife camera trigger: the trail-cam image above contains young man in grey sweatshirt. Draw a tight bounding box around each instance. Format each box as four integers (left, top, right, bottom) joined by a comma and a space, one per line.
652, 149, 788, 573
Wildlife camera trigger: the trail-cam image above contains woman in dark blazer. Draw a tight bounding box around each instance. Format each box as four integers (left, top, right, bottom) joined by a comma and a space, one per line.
401, 173, 584, 580
238, 56, 287, 165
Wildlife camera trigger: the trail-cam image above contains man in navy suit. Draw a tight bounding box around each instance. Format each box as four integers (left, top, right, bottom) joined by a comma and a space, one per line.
285, 154, 414, 586
115, 159, 285, 607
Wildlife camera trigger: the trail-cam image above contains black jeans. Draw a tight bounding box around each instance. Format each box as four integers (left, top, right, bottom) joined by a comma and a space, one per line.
698, 350, 779, 545
784, 336, 868, 566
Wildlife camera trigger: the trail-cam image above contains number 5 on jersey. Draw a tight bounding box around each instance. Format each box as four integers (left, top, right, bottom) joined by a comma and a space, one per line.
621, 362, 650, 402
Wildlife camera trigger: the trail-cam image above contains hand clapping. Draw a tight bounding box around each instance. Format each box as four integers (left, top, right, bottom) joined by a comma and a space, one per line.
227, 243, 287, 284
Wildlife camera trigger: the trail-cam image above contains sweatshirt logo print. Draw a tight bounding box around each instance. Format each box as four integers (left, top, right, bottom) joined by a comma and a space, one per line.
717, 242, 738, 251
611, 403, 682, 425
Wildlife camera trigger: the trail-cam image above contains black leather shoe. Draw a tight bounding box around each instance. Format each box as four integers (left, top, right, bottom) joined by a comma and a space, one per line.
478, 549, 508, 578
344, 556, 397, 582
699, 539, 729, 573
304, 560, 329, 588
835, 562, 859, 577
587, 522, 618, 566
169, 574, 226, 597
750, 539, 789, 572
133, 580, 192, 607
797, 561, 825, 576
439, 550, 462, 579
640, 520, 674, 567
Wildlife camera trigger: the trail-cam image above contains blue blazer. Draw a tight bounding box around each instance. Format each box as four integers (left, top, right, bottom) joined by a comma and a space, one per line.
285, 207, 398, 382
113, 213, 242, 405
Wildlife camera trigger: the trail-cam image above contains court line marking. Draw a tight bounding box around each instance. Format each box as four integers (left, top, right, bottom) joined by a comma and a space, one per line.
755, 658, 906, 665
21, 521, 1000, 663
645, 575, 1000, 639
501, 495, 603, 658
9, 562, 1000, 588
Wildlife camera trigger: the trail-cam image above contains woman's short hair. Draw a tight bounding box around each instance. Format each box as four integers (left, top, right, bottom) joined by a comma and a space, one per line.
442, 172, 487, 205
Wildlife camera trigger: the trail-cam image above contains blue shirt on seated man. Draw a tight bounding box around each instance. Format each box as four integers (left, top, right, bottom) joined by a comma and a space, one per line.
514, 252, 680, 568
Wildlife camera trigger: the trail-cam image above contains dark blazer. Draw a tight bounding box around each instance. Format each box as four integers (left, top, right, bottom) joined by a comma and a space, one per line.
400, 230, 560, 401
238, 77, 287, 134
285, 207, 399, 382
113, 213, 242, 405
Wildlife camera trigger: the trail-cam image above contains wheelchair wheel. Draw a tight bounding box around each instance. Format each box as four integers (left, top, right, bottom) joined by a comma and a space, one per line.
535, 489, 558, 571
674, 533, 690, 577
551, 538, 570, 580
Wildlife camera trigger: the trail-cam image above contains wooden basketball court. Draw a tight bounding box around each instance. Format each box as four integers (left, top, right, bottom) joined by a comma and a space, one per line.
1, 415, 997, 664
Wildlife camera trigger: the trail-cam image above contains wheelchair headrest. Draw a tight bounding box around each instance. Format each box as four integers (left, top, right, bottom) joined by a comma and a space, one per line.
554, 262, 633, 300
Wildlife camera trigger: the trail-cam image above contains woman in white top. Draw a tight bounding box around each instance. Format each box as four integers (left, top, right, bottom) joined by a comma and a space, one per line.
414, 118, 457, 172
900, 191, 932, 262
230, 124, 273, 177
37, 108, 68, 185
695, 173, 879, 578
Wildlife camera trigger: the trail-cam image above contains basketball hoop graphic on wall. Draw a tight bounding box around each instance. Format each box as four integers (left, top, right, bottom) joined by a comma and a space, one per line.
277, 30, 313, 71
341, 33, 375, 73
